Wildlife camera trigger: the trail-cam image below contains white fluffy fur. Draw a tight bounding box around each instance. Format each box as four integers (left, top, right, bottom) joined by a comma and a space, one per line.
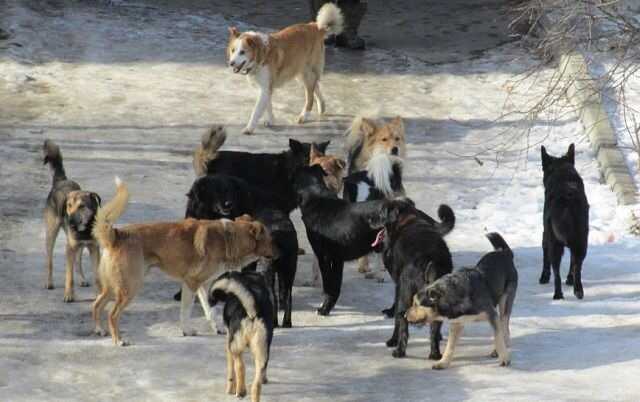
316, 3, 344, 36
212, 278, 258, 319
366, 153, 402, 198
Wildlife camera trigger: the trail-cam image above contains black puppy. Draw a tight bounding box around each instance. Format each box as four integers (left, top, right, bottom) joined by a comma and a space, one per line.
372, 200, 455, 359
184, 174, 298, 328
209, 270, 274, 401
193, 125, 328, 214
406, 233, 517, 369
294, 164, 394, 315
540, 144, 589, 300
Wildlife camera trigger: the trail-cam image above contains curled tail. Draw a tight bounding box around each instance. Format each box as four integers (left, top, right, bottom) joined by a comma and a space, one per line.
436, 204, 455, 236
316, 3, 344, 36
43, 139, 67, 183
486, 232, 513, 259
211, 274, 257, 319
92, 177, 129, 249
193, 125, 228, 177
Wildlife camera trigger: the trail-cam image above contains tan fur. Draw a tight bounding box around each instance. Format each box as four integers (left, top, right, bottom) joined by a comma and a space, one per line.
91, 178, 273, 346
345, 116, 407, 275
309, 143, 346, 194
193, 125, 227, 177
226, 318, 269, 402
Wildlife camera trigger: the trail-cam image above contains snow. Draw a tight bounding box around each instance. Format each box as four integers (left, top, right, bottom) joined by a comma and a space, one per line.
1, 1, 640, 401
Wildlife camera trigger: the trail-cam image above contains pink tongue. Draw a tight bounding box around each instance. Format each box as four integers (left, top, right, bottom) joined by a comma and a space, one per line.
371, 229, 385, 248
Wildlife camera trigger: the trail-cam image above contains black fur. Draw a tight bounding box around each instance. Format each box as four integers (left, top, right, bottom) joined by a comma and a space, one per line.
343, 160, 404, 202
539, 144, 589, 300
294, 165, 393, 315
380, 201, 455, 359
201, 139, 328, 214
183, 174, 298, 328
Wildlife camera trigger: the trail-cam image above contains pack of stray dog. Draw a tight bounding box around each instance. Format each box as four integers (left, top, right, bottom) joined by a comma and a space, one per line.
36, 4, 598, 401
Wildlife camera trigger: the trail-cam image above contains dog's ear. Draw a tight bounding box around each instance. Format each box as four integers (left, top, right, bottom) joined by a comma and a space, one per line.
289, 139, 305, 155
317, 140, 331, 154
228, 26, 240, 38
309, 143, 322, 162
566, 143, 575, 165
541, 145, 551, 167
389, 116, 405, 135
90, 192, 101, 207
360, 118, 377, 138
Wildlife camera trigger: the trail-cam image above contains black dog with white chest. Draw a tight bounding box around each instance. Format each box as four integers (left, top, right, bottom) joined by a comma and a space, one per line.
372, 200, 455, 359
539, 144, 589, 300
406, 233, 517, 370
294, 164, 395, 315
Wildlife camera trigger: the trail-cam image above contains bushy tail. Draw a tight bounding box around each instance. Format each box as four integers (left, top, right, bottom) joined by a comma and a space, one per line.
43, 139, 67, 183
486, 232, 513, 259
316, 3, 344, 36
211, 274, 257, 319
92, 177, 129, 249
436, 204, 455, 236
193, 125, 227, 177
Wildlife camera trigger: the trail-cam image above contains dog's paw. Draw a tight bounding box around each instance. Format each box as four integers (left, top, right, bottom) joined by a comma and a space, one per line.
263, 118, 273, 128
241, 126, 254, 135
428, 350, 442, 361
316, 307, 330, 316
94, 328, 109, 337
226, 381, 235, 395
574, 288, 584, 300
63, 293, 75, 303
216, 327, 227, 335
281, 320, 292, 329
432, 360, 450, 370
375, 276, 385, 283
262, 376, 268, 385
552, 292, 564, 300
499, 355, 511, 367
80, 280, 90, 287
236, 387, 247, 398
565, 275, 574, 286
45, 283, 54, 290
381, 308, 394, 318
117, 339, 130, 347
489, 349, 498, 358
182, 329, 197, 337
296, 112, 309, 124
392, 349, 406, 358
539, 272, 550, 284
386, 338, 398, 347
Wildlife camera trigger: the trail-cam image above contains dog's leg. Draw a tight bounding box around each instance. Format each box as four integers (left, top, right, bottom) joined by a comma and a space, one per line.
234, 354, 247, 398
180, 284, 197, 336
92, 289, 110, 336
250, 335, 268, 402
311, 256, 322, 288
44, 211, 61, 289
432, 323, 463, 370
428, 321, 444, 360
357, 255, 370, 274
386, 282, 401, 346
392, 292, 410, 358
549, 240, 565, 300
88, 244, 101, 291
297, 71, 317, 124
488, 309, 511, 366
314, 83, 326, 115
63, 244, 80, 302
244, 88, 271, 135
226, 339, 236, 395
570, 250, 586, 299
264, 97, 274, 128
317, 258, 343, 316
76, 246, 89, 288
539, 231, 551, 284
108, 294, 131, 346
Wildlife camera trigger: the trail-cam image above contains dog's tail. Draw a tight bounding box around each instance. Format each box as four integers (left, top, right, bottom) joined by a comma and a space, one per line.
435, 204, 455, 236
43, 140, 67, 183
316, 3, 344, 36
92, 176, 129, 250
211, 275, 257, 319
486, 232, 513, 259
193, 125, 227, 177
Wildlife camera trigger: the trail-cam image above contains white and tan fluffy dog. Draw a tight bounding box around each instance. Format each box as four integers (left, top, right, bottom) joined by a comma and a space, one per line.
226, 4, 343, 135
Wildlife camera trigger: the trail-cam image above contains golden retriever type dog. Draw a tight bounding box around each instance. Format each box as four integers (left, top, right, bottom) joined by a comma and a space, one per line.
226, 3, 343, 134
344, 116, 407, 275
42, 140, 102, 302
91, 177, 274, 346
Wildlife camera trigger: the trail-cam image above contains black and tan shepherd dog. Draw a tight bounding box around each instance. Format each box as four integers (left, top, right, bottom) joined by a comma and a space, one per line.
371, 199, 455, 360
539, 144, 589, 300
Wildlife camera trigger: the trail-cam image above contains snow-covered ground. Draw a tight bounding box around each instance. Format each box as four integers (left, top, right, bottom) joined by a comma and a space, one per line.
1, 1, 640, 401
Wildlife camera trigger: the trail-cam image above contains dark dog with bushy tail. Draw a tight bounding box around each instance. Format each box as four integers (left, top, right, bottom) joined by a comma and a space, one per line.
539, 144, 589, 300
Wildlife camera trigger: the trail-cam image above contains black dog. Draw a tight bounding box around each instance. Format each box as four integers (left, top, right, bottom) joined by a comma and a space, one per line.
372, 200, 454, 359
540, 144, 589, 300
294, 164, 395, 315
183, 174, 298, 328
209, 270, 273, 401
406, 233, 517, 369
193, 125, 329, 214
343, 153, 404, 203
